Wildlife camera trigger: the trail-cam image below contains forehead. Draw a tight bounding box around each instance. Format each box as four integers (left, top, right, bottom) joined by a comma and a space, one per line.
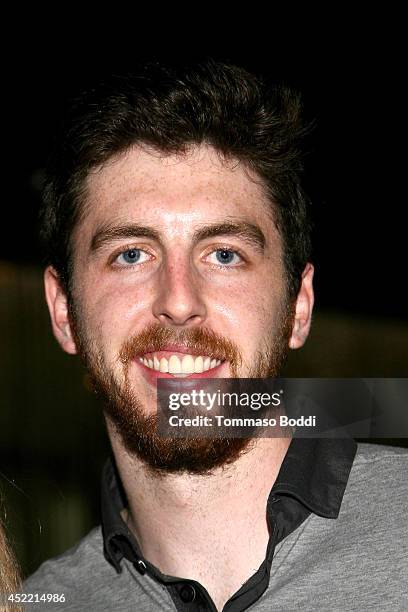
81, 144, 276, 237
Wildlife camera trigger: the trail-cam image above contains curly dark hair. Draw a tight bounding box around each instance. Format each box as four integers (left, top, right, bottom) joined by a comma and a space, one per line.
40, 60, 312, 299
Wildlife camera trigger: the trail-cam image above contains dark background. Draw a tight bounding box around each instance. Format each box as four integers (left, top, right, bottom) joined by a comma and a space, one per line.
1, 35, 406, 579
2, 47, 406, 319
1, 39, 405, 320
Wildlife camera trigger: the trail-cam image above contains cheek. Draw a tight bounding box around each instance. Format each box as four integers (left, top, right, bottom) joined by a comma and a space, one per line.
78, 278, 155, 353
206, 273, 256, 333
208, 275, 280, 345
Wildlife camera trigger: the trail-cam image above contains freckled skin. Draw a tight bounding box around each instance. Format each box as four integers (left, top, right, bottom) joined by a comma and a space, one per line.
69, 144, 288, 411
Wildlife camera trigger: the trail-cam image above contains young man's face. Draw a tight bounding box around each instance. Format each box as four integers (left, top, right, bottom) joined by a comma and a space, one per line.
45, 144, 314, 473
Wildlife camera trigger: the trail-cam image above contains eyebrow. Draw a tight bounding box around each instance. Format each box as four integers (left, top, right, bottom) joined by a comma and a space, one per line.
193, 222, 265, 251
90, 220, 265, 254
90, 224, 161, 252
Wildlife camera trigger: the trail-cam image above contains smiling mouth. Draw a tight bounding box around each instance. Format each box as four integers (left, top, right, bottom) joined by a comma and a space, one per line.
138, 352, 223, 377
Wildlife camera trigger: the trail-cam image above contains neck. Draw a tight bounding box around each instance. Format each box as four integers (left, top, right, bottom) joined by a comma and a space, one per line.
107, 419, 291, 610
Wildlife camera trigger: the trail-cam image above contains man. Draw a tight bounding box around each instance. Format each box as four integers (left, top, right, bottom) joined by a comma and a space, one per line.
24, 61, 407, 611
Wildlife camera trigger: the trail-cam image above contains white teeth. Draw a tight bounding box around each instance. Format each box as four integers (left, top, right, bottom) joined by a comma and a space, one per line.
140, 353, 222, 374
181, 354, 195, 374
194, 356, 204, 373
168, 355, 181, 374
159, 357, 168, 373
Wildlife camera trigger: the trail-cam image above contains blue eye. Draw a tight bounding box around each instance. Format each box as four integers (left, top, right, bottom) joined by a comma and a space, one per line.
205, 249, 243, 266
215, 249, 236, 264
115, 248, 150, 265
122, 249, 141, 263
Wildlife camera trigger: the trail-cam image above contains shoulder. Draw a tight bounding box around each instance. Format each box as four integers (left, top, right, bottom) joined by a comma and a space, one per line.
353, 441, 408, 463
23, 527, 127, 611
24, 527, 109, 589
271, 444, 408, 607
348, 442, 408, 494
342, 442, 408, 524
351, 442, 408, 485
303, 444, 407, 587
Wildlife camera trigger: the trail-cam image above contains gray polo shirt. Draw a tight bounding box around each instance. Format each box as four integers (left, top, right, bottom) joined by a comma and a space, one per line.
24, 440, 408, 611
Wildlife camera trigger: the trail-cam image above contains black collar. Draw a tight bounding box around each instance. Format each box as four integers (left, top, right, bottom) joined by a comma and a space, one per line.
101, 437, 357, 573
272, 437, 357, 518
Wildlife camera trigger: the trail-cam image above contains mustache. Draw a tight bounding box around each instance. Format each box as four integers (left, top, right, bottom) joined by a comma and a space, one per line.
119, 323, 242, 369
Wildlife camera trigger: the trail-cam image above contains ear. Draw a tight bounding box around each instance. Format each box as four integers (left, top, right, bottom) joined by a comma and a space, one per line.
289, 263, 314, 350
44, 266, 78, 355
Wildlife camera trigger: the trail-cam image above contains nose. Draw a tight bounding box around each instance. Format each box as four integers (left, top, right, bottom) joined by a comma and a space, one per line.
152, 258, 207, 327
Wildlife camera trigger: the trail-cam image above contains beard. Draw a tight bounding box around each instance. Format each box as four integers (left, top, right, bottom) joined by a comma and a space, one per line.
69, 300, 295, 476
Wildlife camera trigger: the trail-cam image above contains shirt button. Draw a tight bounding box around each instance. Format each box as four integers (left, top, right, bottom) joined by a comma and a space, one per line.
179, 584, 196, 603
135, 559, 147, 575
